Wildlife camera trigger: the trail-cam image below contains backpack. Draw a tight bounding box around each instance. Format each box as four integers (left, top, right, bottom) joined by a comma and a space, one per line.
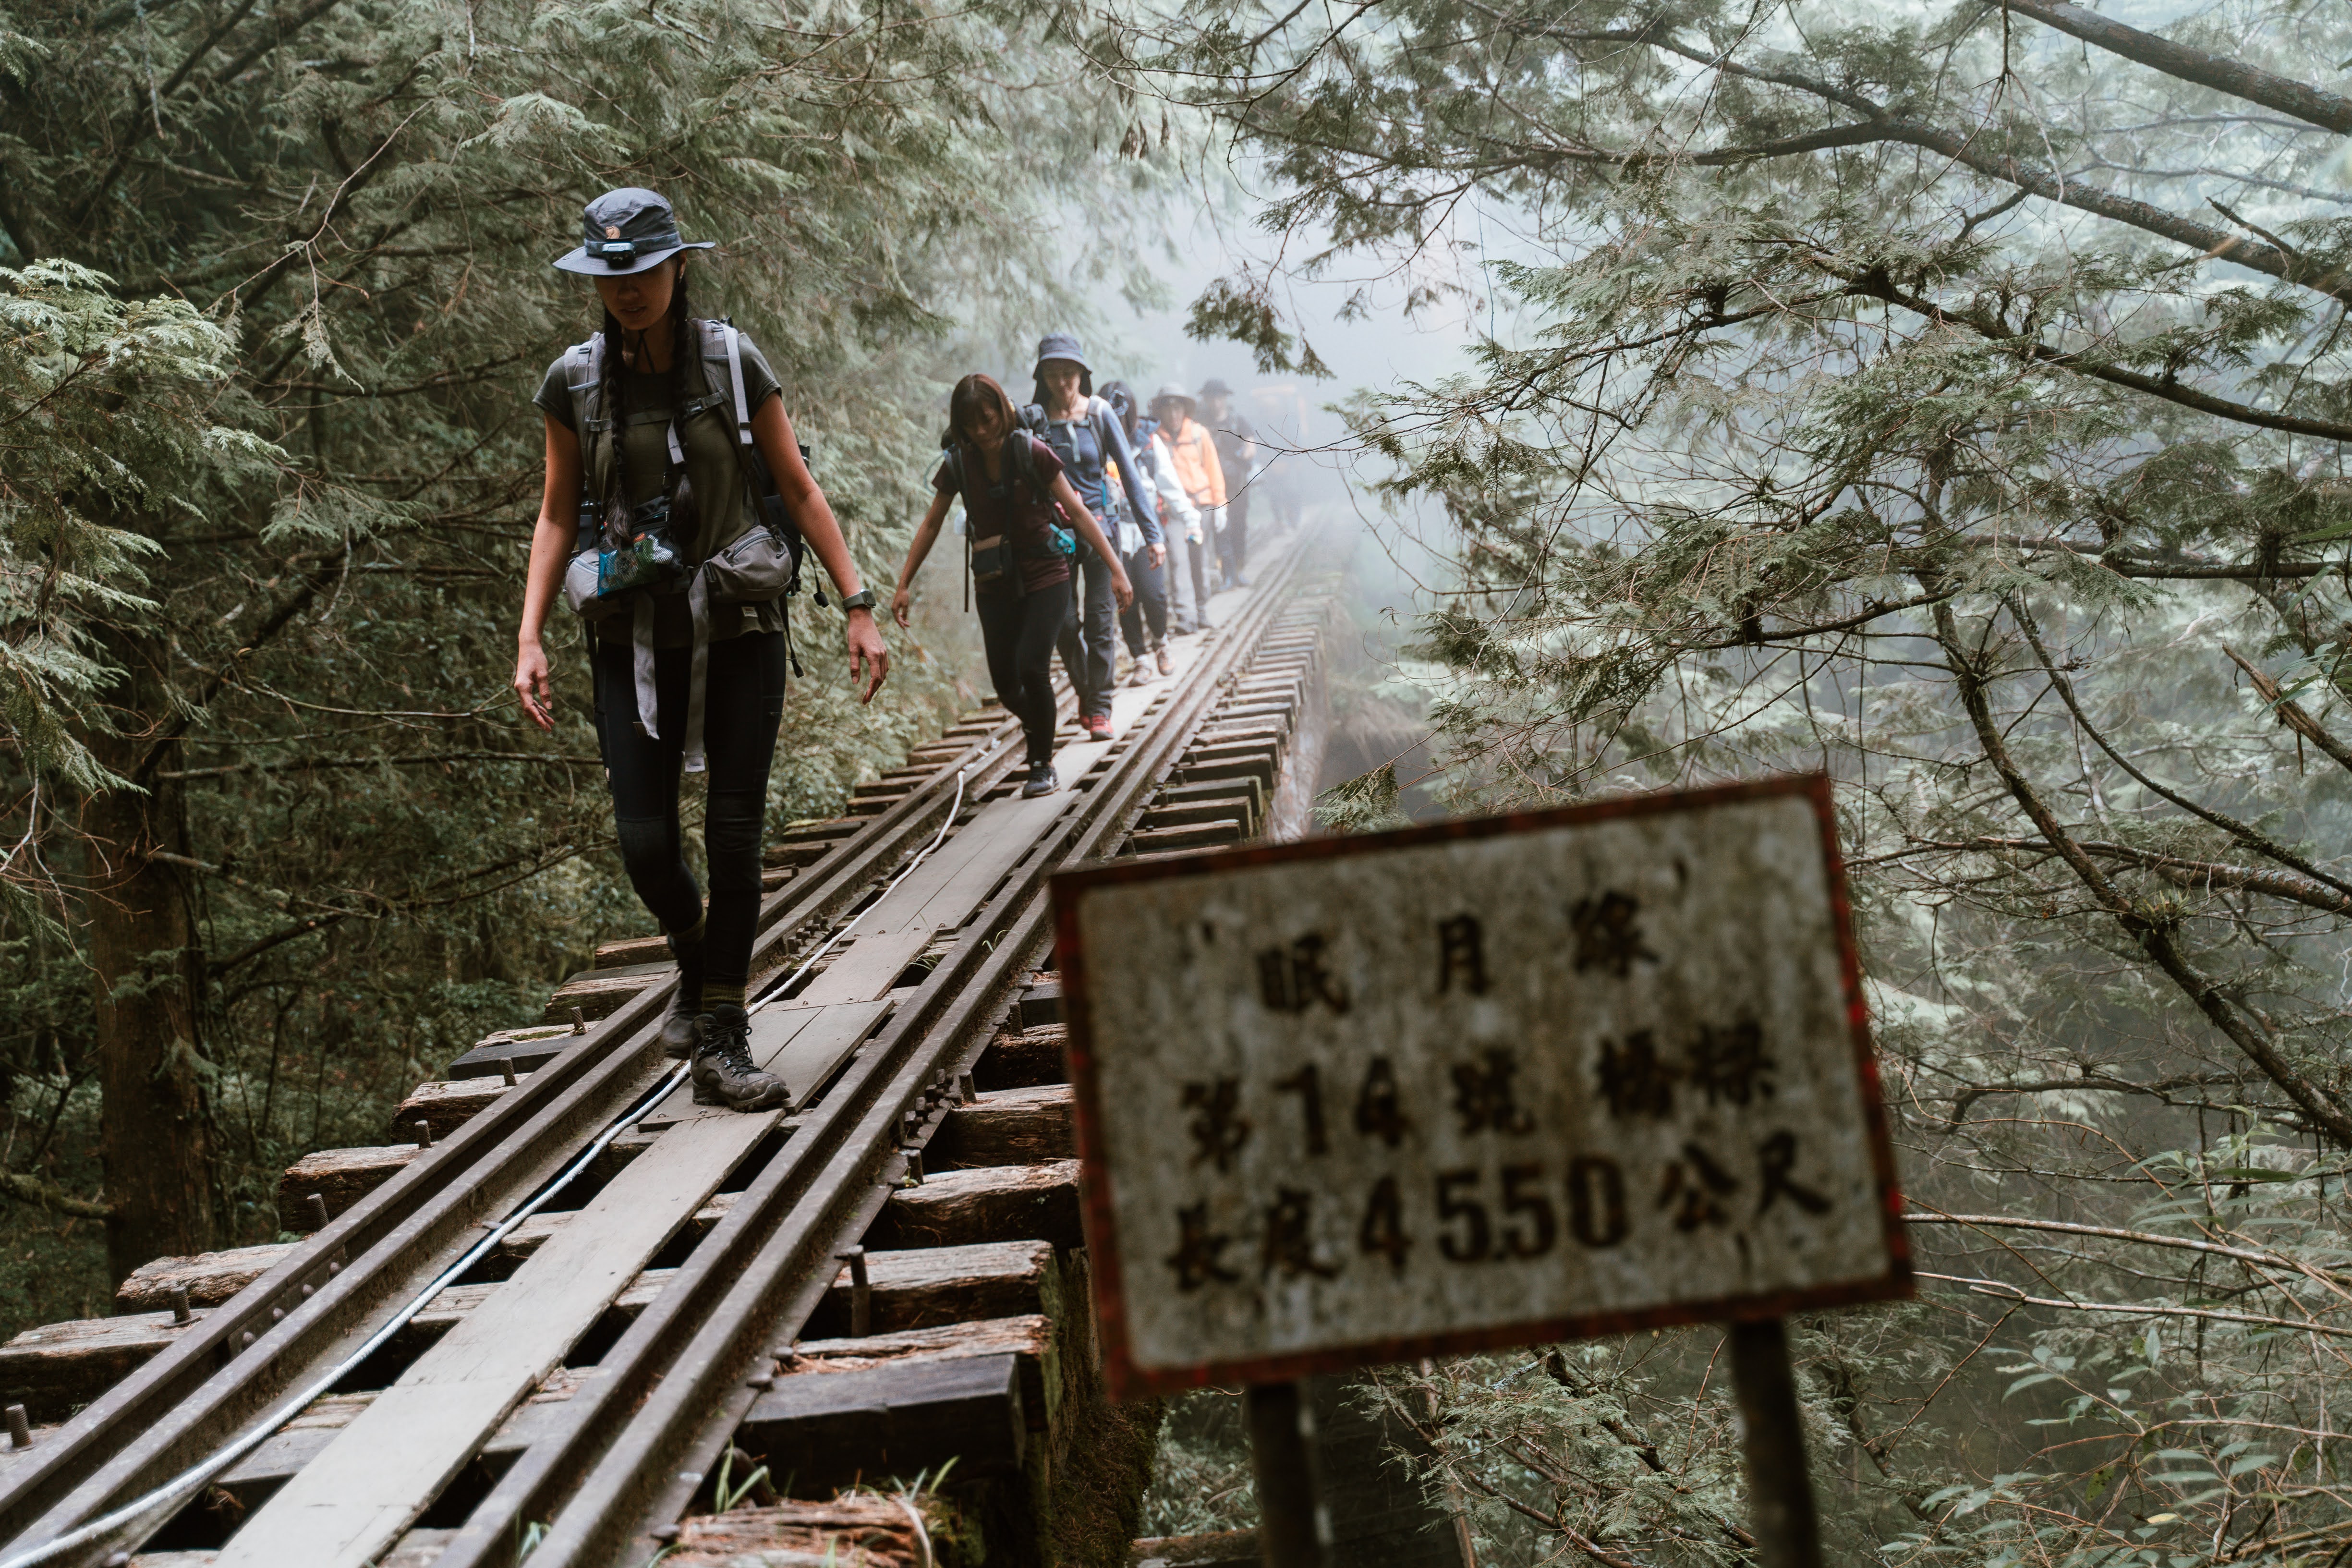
560, 319, 811, 612
556, 319, 813, 772
935, 426, 1072, 601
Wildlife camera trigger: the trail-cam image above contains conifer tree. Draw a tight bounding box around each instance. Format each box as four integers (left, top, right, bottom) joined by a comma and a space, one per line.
0, 0, 1165, 1299
1117, 0, 2352, 1555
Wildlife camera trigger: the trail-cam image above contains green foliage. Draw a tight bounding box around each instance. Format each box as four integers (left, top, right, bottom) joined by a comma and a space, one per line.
1120, 0, 2352, 1559
0, 0, 1168, 1323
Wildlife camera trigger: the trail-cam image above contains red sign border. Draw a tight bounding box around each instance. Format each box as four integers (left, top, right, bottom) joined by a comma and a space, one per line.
1052, 771, 1913, 1401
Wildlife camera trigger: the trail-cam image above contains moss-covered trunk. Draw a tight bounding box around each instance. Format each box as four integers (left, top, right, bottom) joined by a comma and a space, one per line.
85, 628, 212, 1284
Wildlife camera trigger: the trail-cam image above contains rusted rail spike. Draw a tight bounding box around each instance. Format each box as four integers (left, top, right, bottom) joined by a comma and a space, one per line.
0, 706, 1031, 1557
450, 532, 1315, 1568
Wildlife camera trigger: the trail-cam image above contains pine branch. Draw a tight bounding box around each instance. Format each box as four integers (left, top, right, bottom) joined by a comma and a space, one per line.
2221, 644, 2352, 778
70, 0, 263, 228
1907, 1207, 2352, 1281
1934, 597, 2352, 1144
1998, 0, 2352, 135
1921, 1270, 2352, 1338
157, 752, 600, 781
208, 912, 347, 975
1473, 13, 2352, 307
1913, 834, 2352, 917
1815, 256, 2352, 443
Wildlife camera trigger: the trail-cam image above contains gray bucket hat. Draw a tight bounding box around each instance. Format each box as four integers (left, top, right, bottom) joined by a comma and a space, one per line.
1031, 331, 1094, 401
552, 188, 715, 276
1151, 381, 1195, 414
1198, 377, 1235, 399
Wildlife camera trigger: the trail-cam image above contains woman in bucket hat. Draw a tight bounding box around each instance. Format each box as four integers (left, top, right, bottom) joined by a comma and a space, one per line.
1152, 382, 1223, 623
1029, 333, 1161, 738
514, 187, 890, 1112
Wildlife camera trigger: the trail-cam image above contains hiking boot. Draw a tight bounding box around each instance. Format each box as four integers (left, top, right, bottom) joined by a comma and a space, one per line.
691, 1007, 789, 1111
1021, 764, 1059, 798
1083, 713, 1112, 740
658, 995, 701, 1059
1155, 645, 1174, 675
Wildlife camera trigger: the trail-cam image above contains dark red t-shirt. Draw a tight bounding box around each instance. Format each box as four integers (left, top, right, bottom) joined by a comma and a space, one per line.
936, 435, 1074, 594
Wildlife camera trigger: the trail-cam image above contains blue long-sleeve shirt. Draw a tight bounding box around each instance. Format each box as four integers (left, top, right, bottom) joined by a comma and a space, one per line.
1040, 397, 1161, 546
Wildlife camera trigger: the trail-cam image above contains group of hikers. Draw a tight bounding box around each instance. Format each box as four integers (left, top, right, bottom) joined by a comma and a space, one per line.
511, 188, 1284, 1112
891, 336, 1275, 806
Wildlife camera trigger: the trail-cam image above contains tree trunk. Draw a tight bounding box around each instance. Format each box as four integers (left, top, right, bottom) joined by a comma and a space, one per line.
85, 630, 213, 1285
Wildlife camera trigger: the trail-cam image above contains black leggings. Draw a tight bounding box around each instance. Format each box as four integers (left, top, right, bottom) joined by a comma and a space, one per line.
977, 577, 1072, 766
592, 631, 787, 992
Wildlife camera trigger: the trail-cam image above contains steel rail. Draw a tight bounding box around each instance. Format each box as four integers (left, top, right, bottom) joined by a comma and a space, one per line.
0, 705, 1031, 1558
0, 767, 987, 1568
476, 534, 1314, 1568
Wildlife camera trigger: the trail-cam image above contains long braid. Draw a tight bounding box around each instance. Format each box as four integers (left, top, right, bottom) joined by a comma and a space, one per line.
598, 305, 630, 524
667, 269, 695, 435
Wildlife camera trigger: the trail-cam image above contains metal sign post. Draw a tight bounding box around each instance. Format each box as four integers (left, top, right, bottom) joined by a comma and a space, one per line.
1053, 775, 1909, 1564
1244, 1381, 1325, 1568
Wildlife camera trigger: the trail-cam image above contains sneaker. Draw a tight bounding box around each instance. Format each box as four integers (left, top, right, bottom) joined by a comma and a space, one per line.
1083, 713, 1112, 740
1156, 646, 1174, 675
1021, 764, 1059, 798
658, 996, 700, 1059
1127, 664, 1155, 687
1233, 573, 1252, 588
691, 1008, 789, 1111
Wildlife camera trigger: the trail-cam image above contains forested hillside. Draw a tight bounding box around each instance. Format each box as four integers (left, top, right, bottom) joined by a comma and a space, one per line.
1105, 0, 2352, 1560
17, 0, 2352, 1558
0, 0, 1167, 1326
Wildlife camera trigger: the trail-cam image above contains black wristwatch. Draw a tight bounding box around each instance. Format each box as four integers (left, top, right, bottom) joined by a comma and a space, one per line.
838, 589, 878, 614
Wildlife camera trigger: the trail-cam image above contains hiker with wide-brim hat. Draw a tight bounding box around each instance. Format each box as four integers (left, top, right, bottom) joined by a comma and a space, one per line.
1151, 382, 1222, 626
1029, 333, 1162, 736
515, 186, 891, 1112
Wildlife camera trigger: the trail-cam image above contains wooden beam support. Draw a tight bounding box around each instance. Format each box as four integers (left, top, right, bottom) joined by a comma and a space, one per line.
803, 1240, 1056, 1338
866, 1162, 1081, 1252
541, 961, 668, 1024
930, 1087, 1075, 1168
739, 1352, 1027, 1488
974, 1025, 1068, 1091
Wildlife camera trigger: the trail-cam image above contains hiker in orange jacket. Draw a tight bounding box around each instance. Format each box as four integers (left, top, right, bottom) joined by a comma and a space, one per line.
1152, 383, 1223, 624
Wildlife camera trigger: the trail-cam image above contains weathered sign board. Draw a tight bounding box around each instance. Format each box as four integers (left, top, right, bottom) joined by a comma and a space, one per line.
1054, 774, 1911, 1399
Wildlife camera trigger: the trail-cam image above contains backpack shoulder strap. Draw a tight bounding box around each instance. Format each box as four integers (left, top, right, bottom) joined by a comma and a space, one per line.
565, 333, 605, 428
708, 318, 753, 448
1011, 433, 1045, 500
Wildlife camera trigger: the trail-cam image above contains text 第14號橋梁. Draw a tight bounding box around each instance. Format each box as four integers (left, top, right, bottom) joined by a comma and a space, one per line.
1051, 773, 1911, 1399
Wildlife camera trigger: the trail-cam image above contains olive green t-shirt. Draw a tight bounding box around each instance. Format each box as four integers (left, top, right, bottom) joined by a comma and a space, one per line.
534, 330, 788, 647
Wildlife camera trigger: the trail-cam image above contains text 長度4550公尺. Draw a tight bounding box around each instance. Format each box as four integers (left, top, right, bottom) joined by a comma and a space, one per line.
1052, 775, 1910, 1398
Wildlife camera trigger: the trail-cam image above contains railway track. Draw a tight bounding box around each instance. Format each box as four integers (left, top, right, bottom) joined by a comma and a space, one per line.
0, 528, 1331, 1568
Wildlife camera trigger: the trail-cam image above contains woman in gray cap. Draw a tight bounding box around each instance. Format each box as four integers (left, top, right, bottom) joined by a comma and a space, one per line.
1031, 333, 1161, 739
513, 187, 889, 1112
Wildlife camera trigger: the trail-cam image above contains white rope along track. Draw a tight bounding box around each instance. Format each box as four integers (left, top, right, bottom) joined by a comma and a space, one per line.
748, 765, 969, 1018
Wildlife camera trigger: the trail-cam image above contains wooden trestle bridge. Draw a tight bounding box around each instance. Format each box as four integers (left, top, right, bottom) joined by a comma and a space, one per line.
0, 533, 1331, 1568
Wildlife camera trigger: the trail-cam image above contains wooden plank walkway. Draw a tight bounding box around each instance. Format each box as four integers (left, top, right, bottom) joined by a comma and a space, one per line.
212, 1087, 788, 1567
